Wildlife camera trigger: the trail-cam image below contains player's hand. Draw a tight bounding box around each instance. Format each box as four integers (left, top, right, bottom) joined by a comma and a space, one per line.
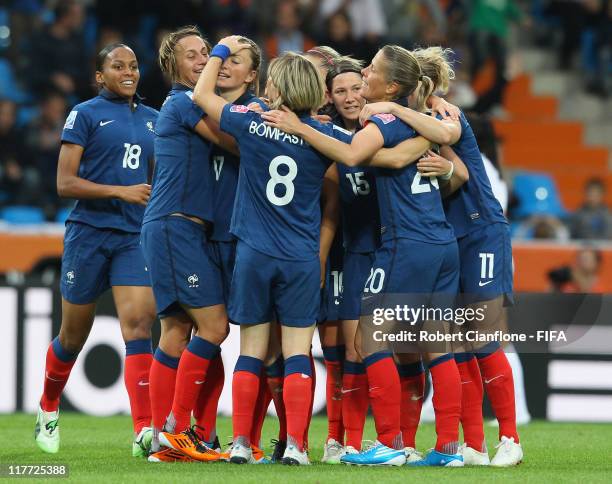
358, 102, 396, 126
429, 95, 459, 121
218, 35, 249, 54
312, 114, 332, 124
416, 150, 453, 177
261, 106, 302, 135
118, 184, 151, 205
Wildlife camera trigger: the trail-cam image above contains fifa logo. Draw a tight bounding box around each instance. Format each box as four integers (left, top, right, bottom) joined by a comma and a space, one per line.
187, 274, 199, 288
146, 121, 154, 132
66, 271, 75, 284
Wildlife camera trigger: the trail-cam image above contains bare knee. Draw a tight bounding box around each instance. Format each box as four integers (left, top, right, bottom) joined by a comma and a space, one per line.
121, 311, 156, 342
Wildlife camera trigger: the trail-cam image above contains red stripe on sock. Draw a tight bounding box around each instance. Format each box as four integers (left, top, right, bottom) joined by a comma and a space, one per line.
232, 370, 260, 442
457, 358, 485, 450
478, 349, 519, 442
149, 358, 177, 431
399, 372, 425, 449
124, 353, 153, 433
251, 372, 272, 446
284, 372, 312, 452
170, 349, 212, 433
194, 354, 224, 442
430, 358, 461, 452
40, 342, 76, 412
342, 372, 368, 450
267, 376, 287, 440
324, 360, 344, 443
365, 356, 402, 449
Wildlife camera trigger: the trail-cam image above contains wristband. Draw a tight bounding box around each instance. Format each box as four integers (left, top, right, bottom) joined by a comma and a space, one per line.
210, 44, 231, 61
440, 161, 454, 180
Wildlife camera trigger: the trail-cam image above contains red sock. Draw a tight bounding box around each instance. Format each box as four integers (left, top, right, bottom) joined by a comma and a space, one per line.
397, 364, 425, 449
456, 354, 485, 451
266, 375, 287, 440
40, 338, 77, 412
250, 373, 272, 447
342, 362, 368, 450
364, 353, 402, 449
232, 370, 260, 442
284, 372, 312, 452
324, 359, 344, 443
149, 349, 178, 431
302, 353, 316, 449
430, 356, 461, 454
478, 348, 519, 442
170, 337, 217, 433
124, 352, 153, 433
194, 354, 224, 442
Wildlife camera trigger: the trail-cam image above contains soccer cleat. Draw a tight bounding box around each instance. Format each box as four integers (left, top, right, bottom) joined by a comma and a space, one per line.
252, 445, 271, 464
132, 427, 153, 457
35, 406, 60, 454
229, 442, 253, 464
403, 446, 423, 464
490, 436, 523, 467
459, 443, 490, 465
340, 441, 406, 466
408, 449, 464, 467
159, 426, 220, 462
282, 444, 310, 465
344, 445, 359, 455
271, 439, 286, 463
204, 435, 222, 453
321, 438, 345, 464
148, 448, 194, 462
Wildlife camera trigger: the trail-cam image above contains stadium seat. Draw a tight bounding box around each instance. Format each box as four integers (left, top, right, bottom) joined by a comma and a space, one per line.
512, 171, 566, 219
1, 205, 45, 224
0, 58, 28, 103
55, 207, 71, 224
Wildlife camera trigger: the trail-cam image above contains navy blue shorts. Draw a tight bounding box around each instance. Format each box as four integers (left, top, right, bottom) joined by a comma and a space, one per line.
140, 216, 224, 317
458, 222, 514, 305
210, 240, 237, 304
339, 250, 375, 320
229, 241, 320, 327
318, 238, 344, 324
60, 222, 149, 305
361, 238, 459, 316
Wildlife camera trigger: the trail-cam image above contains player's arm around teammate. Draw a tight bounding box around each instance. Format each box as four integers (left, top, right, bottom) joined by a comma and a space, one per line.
36, 43, 159, 456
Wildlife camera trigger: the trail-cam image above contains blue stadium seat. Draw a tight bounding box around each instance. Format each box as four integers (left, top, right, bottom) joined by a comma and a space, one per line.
512, 171, 566, 219
55, 207, 71, 224
1, 205, 45, 224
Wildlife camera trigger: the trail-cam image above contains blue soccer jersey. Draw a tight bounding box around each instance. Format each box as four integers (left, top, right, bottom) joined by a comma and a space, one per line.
368, 113, 455, 244
61, 89, 158, 233
443, 112, 507, 238
144, 83, 214, 224
219, 104, 352, 261
210, 91, 266, 241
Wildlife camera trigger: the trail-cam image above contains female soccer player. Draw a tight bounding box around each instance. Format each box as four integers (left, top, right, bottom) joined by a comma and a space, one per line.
262, 45, 467, 467
140, 26, 236, 463
35, 43, 158, 456
361, 46, 522, 467
193, 36, 357, 465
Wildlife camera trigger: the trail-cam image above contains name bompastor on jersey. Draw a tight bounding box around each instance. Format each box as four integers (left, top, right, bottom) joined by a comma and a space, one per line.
248, 120, 304, 146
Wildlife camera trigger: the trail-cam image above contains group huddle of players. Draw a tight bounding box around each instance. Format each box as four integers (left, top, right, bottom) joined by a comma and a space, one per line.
33, 25, 523, 468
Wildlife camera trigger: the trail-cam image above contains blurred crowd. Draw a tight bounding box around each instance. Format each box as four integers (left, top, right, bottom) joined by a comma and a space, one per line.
0, 0, 610, 242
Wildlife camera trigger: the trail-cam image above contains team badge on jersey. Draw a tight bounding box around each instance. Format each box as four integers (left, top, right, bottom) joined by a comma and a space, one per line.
373, 113, 396, 124
230, 105, 249, 113
64, 111, 78, 129
146, 121, 154, 132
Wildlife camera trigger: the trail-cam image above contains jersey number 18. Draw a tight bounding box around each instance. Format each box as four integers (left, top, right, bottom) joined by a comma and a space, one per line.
122, 143, 141, 169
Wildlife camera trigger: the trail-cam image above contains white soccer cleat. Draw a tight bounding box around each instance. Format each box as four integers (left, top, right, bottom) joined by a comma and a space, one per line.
34, 406, 60, 454
404, 446, 423, 463
282, 444, 311, 465
490, 436, 523, 467
230, 442, 253, 464
321, 438, 344, 464
459, 443, 490, 465
344, 445, 359, 455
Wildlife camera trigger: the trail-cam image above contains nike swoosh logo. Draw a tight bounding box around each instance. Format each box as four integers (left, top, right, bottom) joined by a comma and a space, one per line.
362, 295, 374, 301
368, 387, 380, 392
194, 380, 205, 385
138, 380, 149, 386
410, 395, 423, 401
341, 388, 360, 394
479, 280, 493, 287
99, 120, 115, 126
484, 375, 503, 384
45, 372, 64, 382
461, 381, 472, 385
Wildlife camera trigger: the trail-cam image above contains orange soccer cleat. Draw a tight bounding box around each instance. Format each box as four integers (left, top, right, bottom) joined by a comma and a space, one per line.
159, 426, 221, 462
147, 448, 195, 463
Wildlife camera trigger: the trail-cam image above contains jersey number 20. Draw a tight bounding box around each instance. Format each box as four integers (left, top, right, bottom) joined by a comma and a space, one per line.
411, 172, 439, 194
122, 143, 141, 169
266, 155, 297, 206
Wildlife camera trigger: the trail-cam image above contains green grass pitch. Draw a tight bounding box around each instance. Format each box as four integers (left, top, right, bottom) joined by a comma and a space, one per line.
2, 414, 612, 483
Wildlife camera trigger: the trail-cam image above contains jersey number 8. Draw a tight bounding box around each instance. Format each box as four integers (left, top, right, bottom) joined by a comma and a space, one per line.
122, 143, 141, 170
266, 155, 297, 206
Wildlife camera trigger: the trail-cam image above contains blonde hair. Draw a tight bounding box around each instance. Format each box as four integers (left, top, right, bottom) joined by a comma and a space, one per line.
267, 52, 326, 112
158, 25, 211, 83
305, 46, 342, 70
380, 45, 434, 113
236, 36, 262, 96
412, 47, 455, 95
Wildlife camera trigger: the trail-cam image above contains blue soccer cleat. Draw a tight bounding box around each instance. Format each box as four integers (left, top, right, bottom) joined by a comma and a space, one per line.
408, 449, 464, 467
340, 441, 406, 466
